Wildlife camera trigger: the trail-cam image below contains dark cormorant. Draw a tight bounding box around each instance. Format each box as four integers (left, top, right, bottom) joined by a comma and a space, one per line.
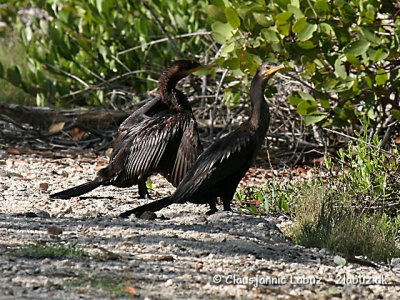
50, 60, 207, 200
120, 63, 284, 217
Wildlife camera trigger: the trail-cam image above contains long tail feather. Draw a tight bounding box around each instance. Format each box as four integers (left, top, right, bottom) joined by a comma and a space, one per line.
50, 180, 102, 199
119, 196, 174, 218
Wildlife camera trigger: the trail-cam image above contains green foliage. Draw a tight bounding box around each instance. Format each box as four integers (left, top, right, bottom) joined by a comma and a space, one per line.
291, 181, 400, 262
235, 180, 297, 214
208, 0, 400, 126
1, 0, 210, 106
0, 29, 34, 104
68, 276, 133, 297
2, 0, 400, 129
326, 119, 400, 210
241, 120, 400, 261
15, 242, 87, 259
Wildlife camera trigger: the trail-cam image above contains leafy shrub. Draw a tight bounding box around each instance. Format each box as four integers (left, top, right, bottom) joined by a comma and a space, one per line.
0, 0, 211, 106
241, 120, 400, 261
235, 179, 297, 214
291, 181, 400, 262
207, 0, 400, 126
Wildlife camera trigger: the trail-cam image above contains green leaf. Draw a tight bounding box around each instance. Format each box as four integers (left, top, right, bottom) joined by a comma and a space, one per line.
345, 54, 361, 67
40, 20, 49, 34
291, 0, 300, 8
289, 95, 302, 106
225, 7, 240, 29
222, 58, 240, 70
334, 57, 347, 79
392, 109, 400, 121
275, 11, 293, 25
96, 0, 104, 13
277, 23, 291, 36
320, 97, 330, 109
49, 25, 61, 44
344, 40, 370, 56
314, 0, 330, 15
375, 69, 388, 86
373, 48, 389, 63
319, 23, 335, 37
253, 13, 271, 27
304, 112, 327, 125
262, 28, 280, 43
297, 99, 317, 115
21, 27, 33, 44
58, 9, 71, 24
206, 5, 227, 22
211, 21, 234, 44
298, 91, 315, 101
221, 42, 235, 55
293, 18, 317, 41
287, 4, 304, 19
298, 41, 316, 49
6, 65, 22, 86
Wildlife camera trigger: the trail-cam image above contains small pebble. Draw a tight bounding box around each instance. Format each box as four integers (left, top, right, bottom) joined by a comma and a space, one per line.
164, 279, 174, 287
140, 211, 157, 220
38, 182, 49, 191
47, 226, 63, 235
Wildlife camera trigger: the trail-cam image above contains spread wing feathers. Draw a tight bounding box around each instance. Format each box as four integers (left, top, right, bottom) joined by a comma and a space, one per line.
168, 118, 203, 186
109, 112, 191, 180
173, 127, 256, 201
111, 96, 165, 159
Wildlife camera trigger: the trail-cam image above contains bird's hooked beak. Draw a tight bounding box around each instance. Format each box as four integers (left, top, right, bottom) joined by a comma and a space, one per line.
264, 64, 285, 76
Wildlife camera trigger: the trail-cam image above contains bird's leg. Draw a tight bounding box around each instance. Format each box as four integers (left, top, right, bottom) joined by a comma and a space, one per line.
223, 198, 231, 211
222, 190, 235, 211
138, 175, 151, 199
206, 200, 218, 215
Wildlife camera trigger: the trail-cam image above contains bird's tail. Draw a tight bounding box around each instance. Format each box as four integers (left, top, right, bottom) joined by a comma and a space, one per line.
119, 196, 174, 218
50, 180, 102, 199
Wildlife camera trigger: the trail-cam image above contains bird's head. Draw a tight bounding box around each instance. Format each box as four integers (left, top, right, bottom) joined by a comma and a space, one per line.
167, 60, 204, 79
257, 63, 285, 79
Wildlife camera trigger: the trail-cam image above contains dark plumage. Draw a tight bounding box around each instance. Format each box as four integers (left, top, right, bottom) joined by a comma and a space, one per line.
50, 60, 206, 200
120, 63, 284, 218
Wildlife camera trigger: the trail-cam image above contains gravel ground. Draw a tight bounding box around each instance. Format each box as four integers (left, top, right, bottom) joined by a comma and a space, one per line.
1, 152, 400, 299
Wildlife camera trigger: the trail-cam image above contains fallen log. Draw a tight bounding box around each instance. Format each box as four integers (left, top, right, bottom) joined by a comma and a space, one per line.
0, 104, 131, 131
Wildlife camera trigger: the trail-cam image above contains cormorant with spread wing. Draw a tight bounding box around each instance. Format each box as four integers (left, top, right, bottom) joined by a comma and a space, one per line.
51, 60, 207, 200
120, 63, 284, 217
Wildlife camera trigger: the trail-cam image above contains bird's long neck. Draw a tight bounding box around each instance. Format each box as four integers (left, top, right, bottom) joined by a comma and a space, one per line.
249, 75, 270, 135
158, 71, 186, 109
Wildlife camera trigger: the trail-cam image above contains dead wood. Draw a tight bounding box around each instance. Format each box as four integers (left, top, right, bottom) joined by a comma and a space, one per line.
0, 104, 130, 130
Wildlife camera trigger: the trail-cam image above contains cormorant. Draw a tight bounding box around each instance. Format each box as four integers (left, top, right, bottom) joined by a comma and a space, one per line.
119, 63, 284, 217
51, 60, 207, 200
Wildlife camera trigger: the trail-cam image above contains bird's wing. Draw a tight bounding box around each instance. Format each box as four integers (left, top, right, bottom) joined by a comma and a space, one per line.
173, 126, 257, 200
111, 96, 167, 160
107, 112, 183, 182
117, 96, 163, 129
168, 117, 203, 186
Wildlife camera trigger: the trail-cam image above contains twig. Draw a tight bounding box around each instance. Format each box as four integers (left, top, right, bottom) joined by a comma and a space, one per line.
210, 69, 228, 139
323, 128, 399, 158
59, 70, 156, 100
45, 63, 89, 88
142, 1, 182, 57
0, 114, 30, 131
117, 32, 211, 56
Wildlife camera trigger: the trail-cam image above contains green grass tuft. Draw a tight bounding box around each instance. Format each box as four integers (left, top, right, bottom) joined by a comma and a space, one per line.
239, 120, 400, 262
68, 276, 135, 297
15, 242, 87, 259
